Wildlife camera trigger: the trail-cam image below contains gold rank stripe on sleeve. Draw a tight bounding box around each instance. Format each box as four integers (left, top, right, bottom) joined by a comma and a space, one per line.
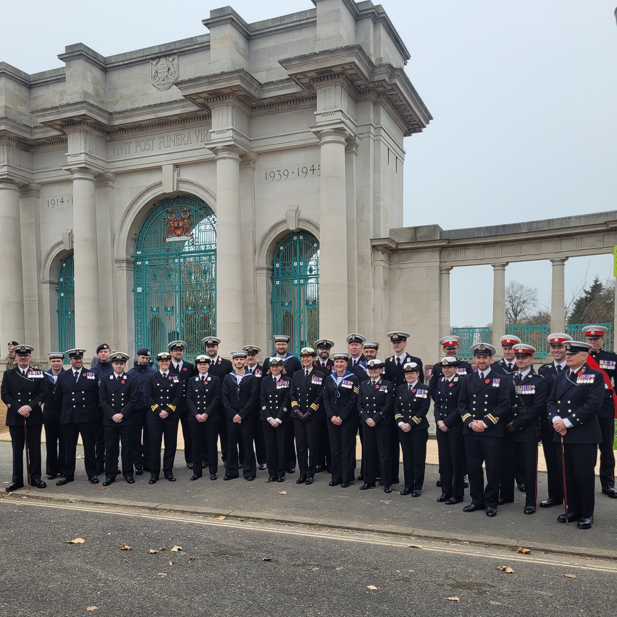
168, 405, 176, 412
151, 404, 159, 411
461, 413, 471, 422
487, 413, 498, 425
310, 402, 319, 411
394, 413, 403, 420
291, 400, 298, 407
353, 387, 359, 394
412, 416, 421, 425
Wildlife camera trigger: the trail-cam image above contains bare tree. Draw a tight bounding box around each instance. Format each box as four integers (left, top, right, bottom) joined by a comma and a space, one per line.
505, 281, 539, 326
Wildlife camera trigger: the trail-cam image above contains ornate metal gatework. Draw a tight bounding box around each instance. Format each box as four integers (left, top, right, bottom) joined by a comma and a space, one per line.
57, 253, 75, 351
133, 197, 216, 360
271, 233, 319, 356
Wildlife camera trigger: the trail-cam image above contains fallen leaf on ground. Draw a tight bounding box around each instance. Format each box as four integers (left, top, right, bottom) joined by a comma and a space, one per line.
169, 560, 173, 566
157, 573, 167, 577
66, 538, 85, 544
496, 566, 514, 574
447, 597, 460, 602
216, 516, 226, 520
170, 545, 183, 552
564, 574, 577, 579
336, 567, 343, 571
159, 547, 167, 551
262, 558, 272, 562
189, 556, 195, 561
367, 585, 378, 590
76, 455, 84, 459
489, 601, 502, 605
87, 607, 98, 611
408, 544, 423, 549
517, 547, 531, 555
461, 541, 469, 545
20, 496, 28, 499
278, 491, 287, 495
120, 544, 132, 551
149, 550, 159, 554
68, 499, 75, 503
98, 486, 105, 490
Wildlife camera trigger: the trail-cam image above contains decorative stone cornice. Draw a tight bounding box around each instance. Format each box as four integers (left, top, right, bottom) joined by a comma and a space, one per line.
96, 172, 116, 188
20, 183, 42, 198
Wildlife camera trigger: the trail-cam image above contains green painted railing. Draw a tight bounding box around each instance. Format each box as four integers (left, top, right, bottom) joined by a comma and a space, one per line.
452, 327, 491, 360
567, 323, 613, 350
507, 325, 550, 357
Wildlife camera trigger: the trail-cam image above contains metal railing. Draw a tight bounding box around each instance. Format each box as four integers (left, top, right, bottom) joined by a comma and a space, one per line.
567, 323, 613, 350
452, 327, 491, 360
507, 325, 550, 357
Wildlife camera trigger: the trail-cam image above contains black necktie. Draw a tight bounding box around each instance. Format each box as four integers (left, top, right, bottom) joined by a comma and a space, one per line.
75, 371, 80, 381
479, 372, 484, 381
201, 376, 205, 382
557, 365, 563, 373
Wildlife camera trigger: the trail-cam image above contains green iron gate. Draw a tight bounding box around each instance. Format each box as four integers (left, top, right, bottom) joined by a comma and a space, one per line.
271, 233, 319, 356
133, 197, 216, 361
57, 253, 75, 351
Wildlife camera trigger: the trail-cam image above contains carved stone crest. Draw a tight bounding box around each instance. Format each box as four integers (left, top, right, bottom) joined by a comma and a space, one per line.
163, 205, 194, 244
151, 55, 178, 91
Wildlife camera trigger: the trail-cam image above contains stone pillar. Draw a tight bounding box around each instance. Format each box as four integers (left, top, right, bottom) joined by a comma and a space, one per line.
439, 266, 452, 338
96, 173, 116, 346
550, 258, 567, 335
71, 168, 100, 359
492, 263, 508, 344
315, 128, 349, 341
240, 152, 257, 345
114, 258, 134, 357
0, 180, 25, 347
213, 146, 244, 352
346, 137, 360, 333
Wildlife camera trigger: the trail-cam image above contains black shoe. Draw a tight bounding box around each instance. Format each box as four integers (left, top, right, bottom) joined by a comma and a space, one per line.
602, 486, 617, 499
327, 466, 333, 473
148, 476, 157, 485
258, 464, 267, 471
436, 479, 441, 487
437, 493, 449, 503
276, 476, 285, 483
497, 497, 514, 505
245, 476, 255, 481
89, 476, 99, 484
268, 475, 276, 482
524, 506, 536, 515
47, 473, 59, 480
56, 477, 73, 486
296, 475, 307, 484
165, 475, 176, 482
315, 465, 323, 473
135, 468, 144, 476
102, 478, 114, 486
463, 503, 483, 512
384, 486, 392, 493
32, 479, 47, 489
190, 474, 200, 481
463, 475, 469, 488
202, 461, 207, 469
577, 516, 594, 529
329, 480, 341, 487
187, 462, 194, 470
400, 488, 412, 496
341, 482, 350, 488
486, 507, 497, 517
210, 474, 217, 480
540, 498, 563, 508
357, 474, 364, 481
305, 477, 314, 485
359, 483, 376, 490
6, 482, 24, 492
518, 483, 526, 493
411, 490, 421, 497
286, 468, 296, 474
223, 475, 235, 481
445, 496, 463, 505
126, 477, 135, 484
557, 512, 580, 523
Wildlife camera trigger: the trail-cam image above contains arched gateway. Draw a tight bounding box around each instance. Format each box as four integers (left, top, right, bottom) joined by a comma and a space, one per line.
133, 197, 216, 360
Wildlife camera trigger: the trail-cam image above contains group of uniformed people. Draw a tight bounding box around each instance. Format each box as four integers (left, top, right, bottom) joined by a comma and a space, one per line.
2, 325, 614, 530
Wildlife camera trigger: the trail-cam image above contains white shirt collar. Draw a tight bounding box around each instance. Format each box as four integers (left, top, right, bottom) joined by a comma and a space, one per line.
518, 368, 531, 379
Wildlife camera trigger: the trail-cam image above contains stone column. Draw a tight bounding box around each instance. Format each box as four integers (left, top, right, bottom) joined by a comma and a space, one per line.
315, 128, 349, 341
0, 180, 25, 347
550, 258, 567, 334
240, 152, 258, 345
71, 168, 100, 359
439, 266, 452, 338
345, 137, 360, 333
96, 173, 116, 346
492, 263, 508, 344
213, 146, 244, 352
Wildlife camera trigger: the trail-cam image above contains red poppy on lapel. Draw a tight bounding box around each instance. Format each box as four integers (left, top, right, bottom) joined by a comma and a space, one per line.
121, 380, 125, 384
412, 389, 416, 393
485, 379, 490, 384
183, 367, 187, 371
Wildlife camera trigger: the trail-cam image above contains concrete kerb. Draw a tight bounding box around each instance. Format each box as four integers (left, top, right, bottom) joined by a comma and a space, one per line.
3, 490, 617, 563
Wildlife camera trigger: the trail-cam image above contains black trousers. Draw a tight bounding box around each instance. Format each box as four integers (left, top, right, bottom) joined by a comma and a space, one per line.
294, 418, 322, 477
263, 421, 287, 477
218, 408, 228, 462
284, 420, 296, 470
465, 434, 502, 509
540, 421, 562, 501
9, 424, 42, 483
501, 440, 539, 506
389, 423, 401, 482
147, 415, 179, 478
63, 421, 97, 480
189, 421, 219, 477
327, 415, 359, 484
436, 428, 465, 499
398, 427, 428, 491
178, 411, 193, 466
43, 417, 65, 477
317, 419, 332, 469
558, 442, 598, 518
94, 410, 105, 472
132, 408, 151, 470
226, 418, 256, 479
362, 421, 392, 487
104, 424, 134, 478
598, 415, 615, 489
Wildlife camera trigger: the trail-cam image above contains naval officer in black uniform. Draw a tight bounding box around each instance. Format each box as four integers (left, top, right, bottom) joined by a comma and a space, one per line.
144, 352, 182, 484
186, 355, 221, 481
548, 340, 603, 529
314, 338, 335, 473
1, 345, 46, 491
499, 344, 548, 514
458, 343, 511, 517
244, 345, 266, 470
99, 352, 138, 485
429, 336, 473, 400
42, 351, 66, 480
537, 333, 572, 508
583, 325, 617, 499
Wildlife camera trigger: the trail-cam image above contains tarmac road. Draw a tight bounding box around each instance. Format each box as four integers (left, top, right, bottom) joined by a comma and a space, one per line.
0, 498, 616, 617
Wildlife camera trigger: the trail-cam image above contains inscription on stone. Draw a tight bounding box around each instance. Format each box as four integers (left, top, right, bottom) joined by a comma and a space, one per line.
261, 164, 321, 183
46, 196, 72, 208
110, 129, 208, 159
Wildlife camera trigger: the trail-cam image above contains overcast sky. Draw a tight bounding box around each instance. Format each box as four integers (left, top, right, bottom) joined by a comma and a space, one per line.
2, 0, 616, 327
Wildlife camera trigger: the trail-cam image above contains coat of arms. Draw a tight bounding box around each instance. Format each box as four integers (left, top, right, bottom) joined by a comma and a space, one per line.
163, 206, 194, 244
151, 55, 178, 91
